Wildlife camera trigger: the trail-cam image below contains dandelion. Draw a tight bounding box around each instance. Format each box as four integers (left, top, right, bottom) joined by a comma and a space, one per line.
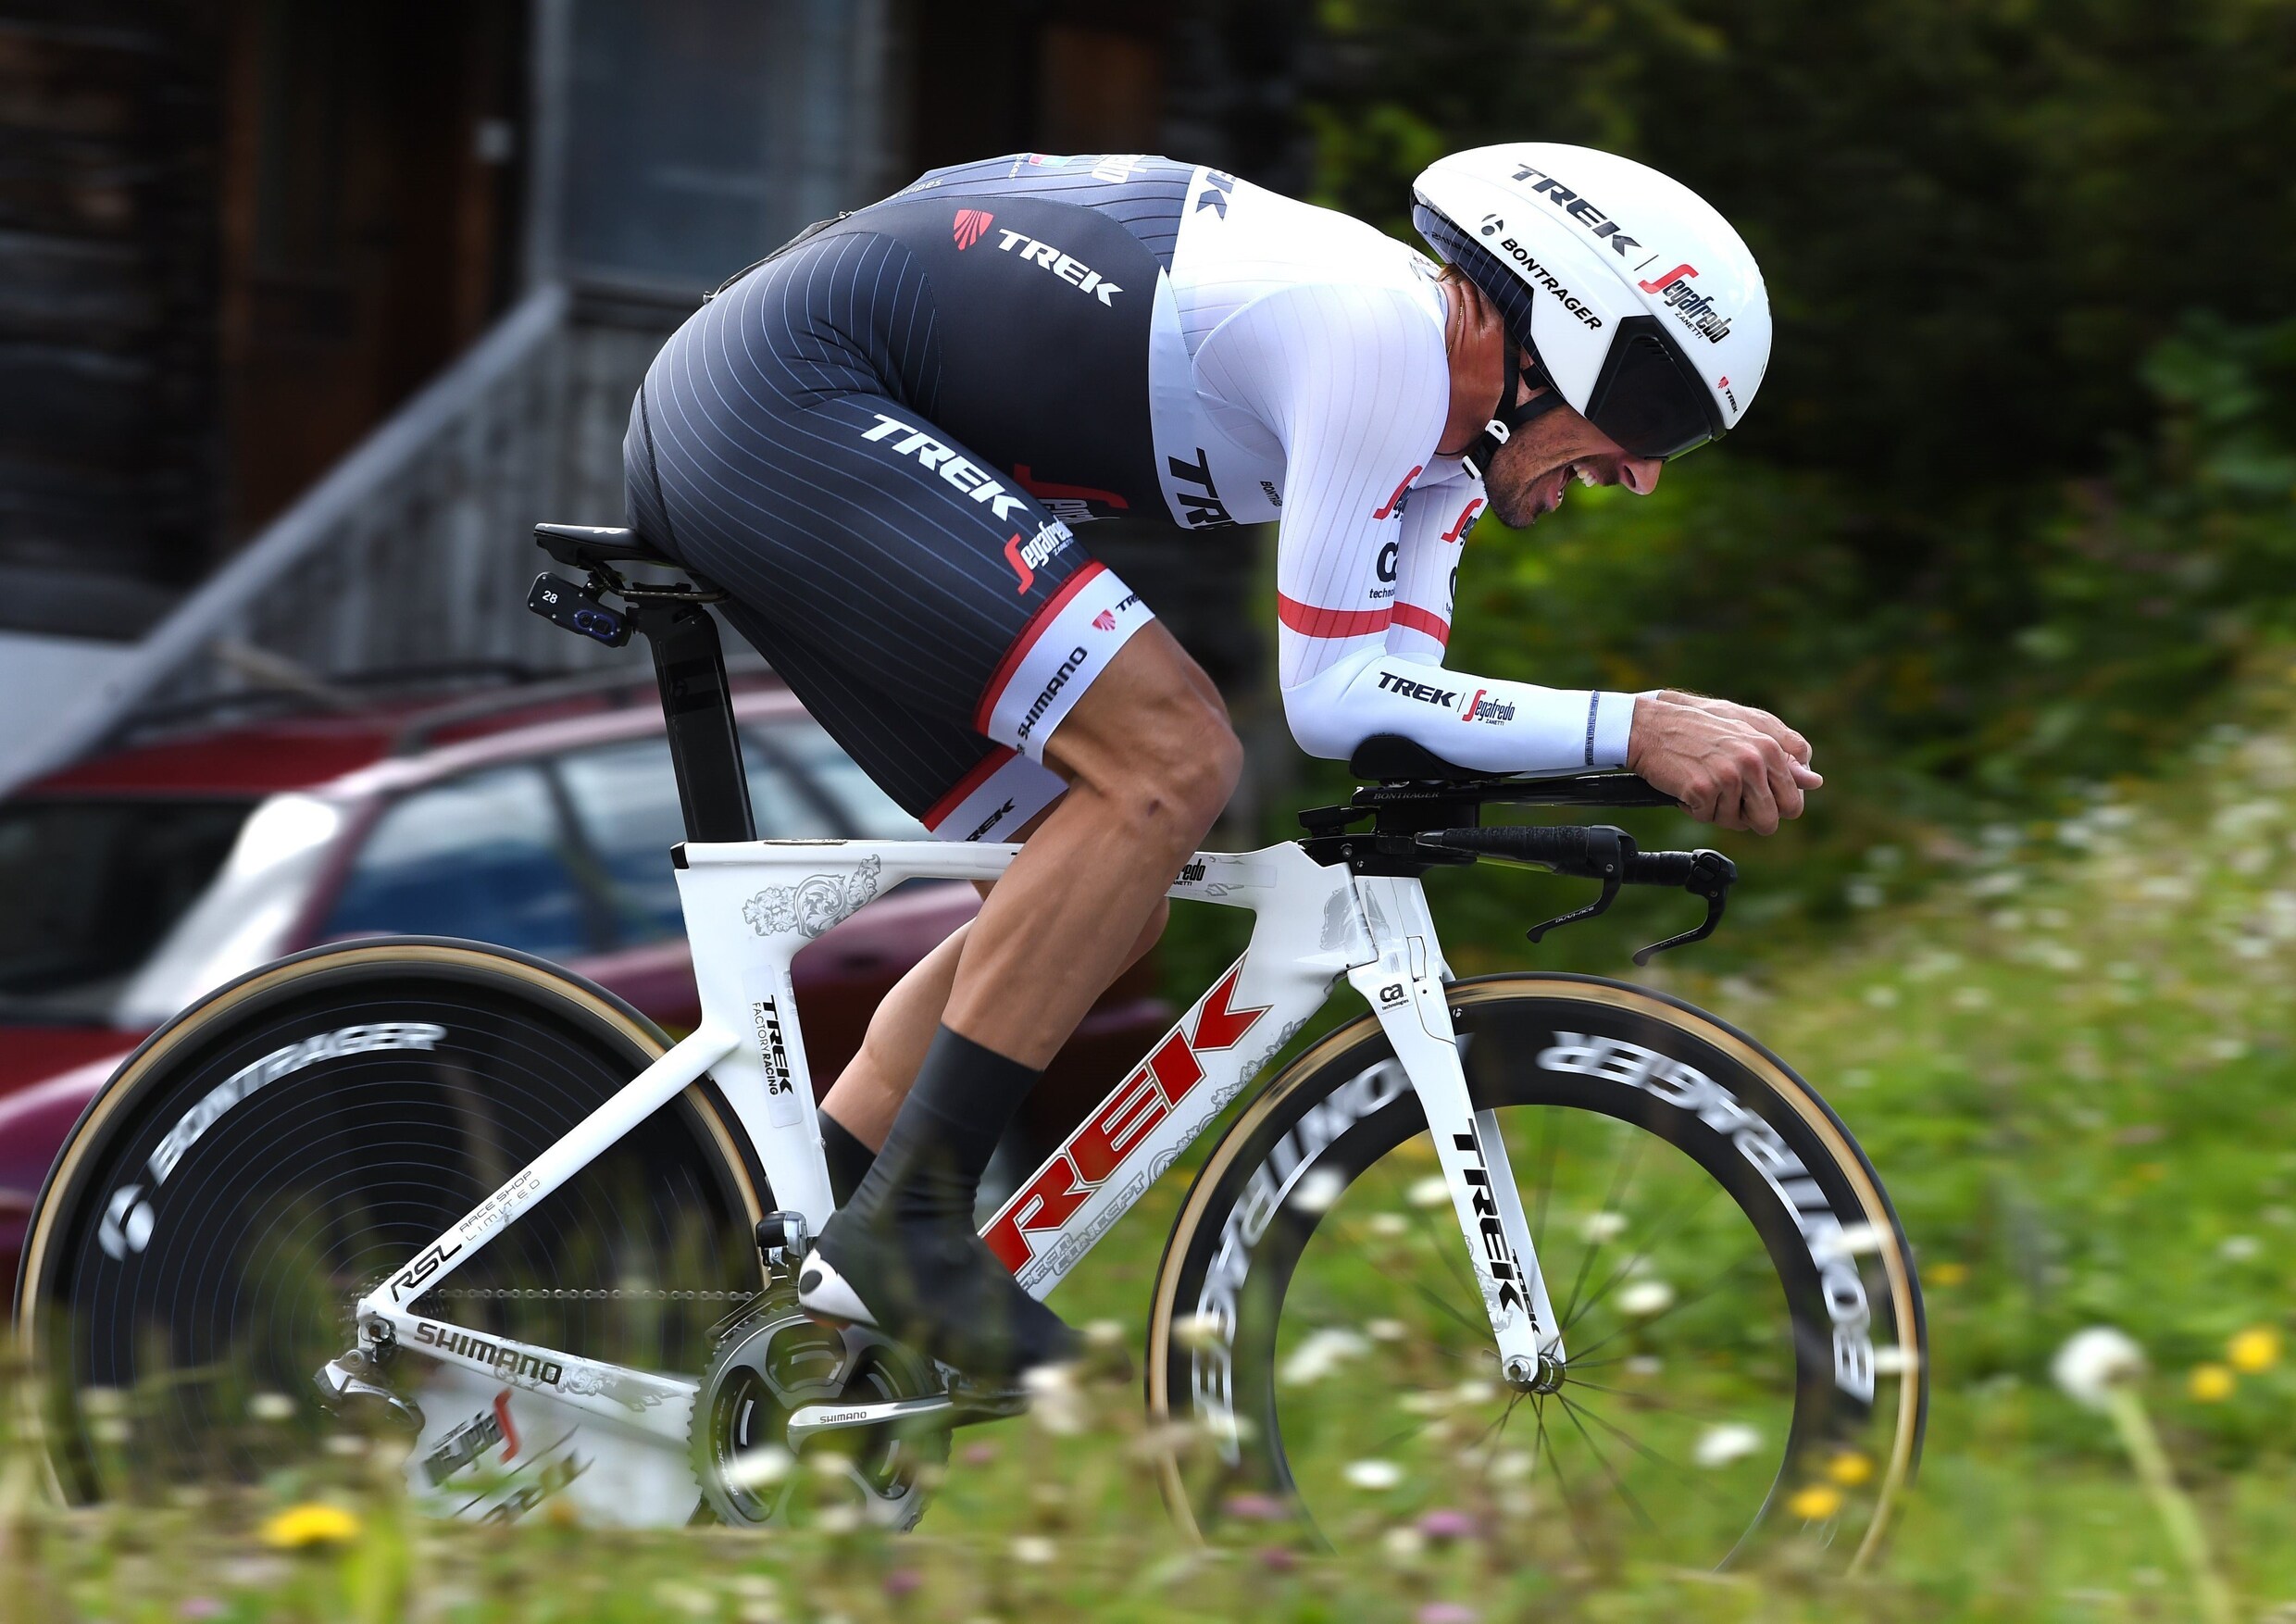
2227, 1326, 2281, 1374
2188, 1364, 2236, 1403
1367, 1211, 1410, 1238
1827, 1450, 1875, 1486
1616, 1280, 1675, 1318
322, 1433, 367, 1457
1451, 1379, 1495, 1405
1927, 1260, 1969, 1287
724, 1444, 795, 1491
1011, 1534, 1057, 1565
2053, 1326, 2146, 1409
1280, 1327, 1369, 1386
1580, 1211, 1628, 1243
1489, 1449, 1533, 1482
1786, 1483, 1842, 1520
1290, 1167, 1348, 1213
260, 1502, 362, 1549
1366, 1318, 1409, 1343
2218, 1235, 2262, 1262
1343, 1458, 1403, 1491
1408, 1176, 1452, 1209
1693, 1423, 1762, 1468
246, 1392, 295, 1423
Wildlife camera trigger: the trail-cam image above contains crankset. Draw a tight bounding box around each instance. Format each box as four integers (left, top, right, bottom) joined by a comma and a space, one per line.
693, 1299, 950, 1530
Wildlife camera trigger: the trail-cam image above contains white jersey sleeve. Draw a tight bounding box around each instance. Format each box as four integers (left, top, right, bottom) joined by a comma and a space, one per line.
1196, 281, 1639, 772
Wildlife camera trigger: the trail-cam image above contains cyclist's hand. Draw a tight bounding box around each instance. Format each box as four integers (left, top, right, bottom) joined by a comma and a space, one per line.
1625, 690, 1822, 834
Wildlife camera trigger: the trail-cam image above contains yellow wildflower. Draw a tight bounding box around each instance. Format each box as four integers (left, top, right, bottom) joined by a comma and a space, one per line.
1927, 1262, 1968, 1287
2227, 1326, 2281, 1374
260, 1502, 362, 1548
2187, 1364, 2236, 1403
1826, 1450, 1875, 1487
1786, 1484, 1842, 1520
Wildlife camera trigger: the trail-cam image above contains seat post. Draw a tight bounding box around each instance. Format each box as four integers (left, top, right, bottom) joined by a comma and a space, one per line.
631, 601, 755, 843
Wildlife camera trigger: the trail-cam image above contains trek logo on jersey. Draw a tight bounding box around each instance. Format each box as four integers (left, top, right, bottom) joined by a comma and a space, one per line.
1167, 447, 1235, 529
953, 208, 995, 250
1092, 609, 1116, 631
860, 414, 1029, 518
1441, 498, 1484, 543
1637, 263, 1732, 344
1509, 163, 1649, 264
1004, 520, 1074, 593
1459, 688, 1516, 726
993, 230, 1121, 306
1372, 467, 1423, 520
1376, 669, 1457, 707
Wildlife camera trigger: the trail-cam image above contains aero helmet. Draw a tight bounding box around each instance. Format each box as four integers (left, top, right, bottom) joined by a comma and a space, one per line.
1412, 144, 1770, 465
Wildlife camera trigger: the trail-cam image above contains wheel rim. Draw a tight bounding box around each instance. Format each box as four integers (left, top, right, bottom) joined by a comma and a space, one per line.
1148, 975, 1925, 1572
21, 945, 760, 1515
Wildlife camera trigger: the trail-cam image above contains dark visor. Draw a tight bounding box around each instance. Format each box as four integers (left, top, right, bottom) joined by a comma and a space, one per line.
1583, 316, 1728, 461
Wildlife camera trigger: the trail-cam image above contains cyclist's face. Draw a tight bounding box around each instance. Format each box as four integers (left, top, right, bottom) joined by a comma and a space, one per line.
1483, 370, 1666, 527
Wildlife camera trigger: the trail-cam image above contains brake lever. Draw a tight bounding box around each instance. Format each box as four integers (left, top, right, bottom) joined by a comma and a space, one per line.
1526, 874, 1620, 944
1631, 849, 1734, 965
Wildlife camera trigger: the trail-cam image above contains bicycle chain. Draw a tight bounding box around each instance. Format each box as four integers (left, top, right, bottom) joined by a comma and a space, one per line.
422, 1286, 759, 1302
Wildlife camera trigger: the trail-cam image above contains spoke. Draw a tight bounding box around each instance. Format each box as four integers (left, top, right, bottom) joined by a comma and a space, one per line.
1562, 1252, 1774, 1368
1477, 1391, 1527, 1486
1555, 1392, 1737, 1511
1532, 1397, 1597, 1559
1557, 1130, 1648, 1330
1554, 1377, 1742, 1425
1531, 1107, 1560, 1250
1412, 1199, 1491, 1308
1560, 1179, 1724, 1335
1557, 1393, 1658, 1535
1411, 1278, 1488, 1338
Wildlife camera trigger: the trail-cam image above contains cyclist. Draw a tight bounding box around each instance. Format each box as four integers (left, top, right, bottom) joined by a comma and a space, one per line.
622, 144, 1819, 1381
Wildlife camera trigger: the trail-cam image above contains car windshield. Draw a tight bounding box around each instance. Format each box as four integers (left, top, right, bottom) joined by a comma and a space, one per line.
0, 797, 256, 1023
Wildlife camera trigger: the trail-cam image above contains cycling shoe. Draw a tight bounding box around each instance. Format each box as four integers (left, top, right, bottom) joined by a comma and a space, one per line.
798, 1209, 1081, 1380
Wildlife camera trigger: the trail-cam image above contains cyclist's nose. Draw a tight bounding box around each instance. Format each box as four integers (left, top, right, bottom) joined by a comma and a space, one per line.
1618, 456, 1664, 496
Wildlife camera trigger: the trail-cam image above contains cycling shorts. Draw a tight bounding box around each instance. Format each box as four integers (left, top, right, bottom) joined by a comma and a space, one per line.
623, 216, 1157, 843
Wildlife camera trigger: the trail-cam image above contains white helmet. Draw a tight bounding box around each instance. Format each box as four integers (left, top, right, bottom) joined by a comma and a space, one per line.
1412, 144, 1771, 461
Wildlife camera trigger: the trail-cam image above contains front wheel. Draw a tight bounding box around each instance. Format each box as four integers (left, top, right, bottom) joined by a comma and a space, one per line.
1146, 974, 1927, 1573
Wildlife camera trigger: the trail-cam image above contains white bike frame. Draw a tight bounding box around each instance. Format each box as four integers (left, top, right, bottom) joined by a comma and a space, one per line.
349, 835, 1566, 1455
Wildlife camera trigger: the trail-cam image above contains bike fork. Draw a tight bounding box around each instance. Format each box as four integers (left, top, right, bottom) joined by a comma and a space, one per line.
1349, 875, 1565, 1384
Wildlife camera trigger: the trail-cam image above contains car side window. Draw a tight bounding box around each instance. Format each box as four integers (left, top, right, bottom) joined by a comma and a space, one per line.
748, 718, 923, 840
320, 766, 596, 958
558, 734, 844, 945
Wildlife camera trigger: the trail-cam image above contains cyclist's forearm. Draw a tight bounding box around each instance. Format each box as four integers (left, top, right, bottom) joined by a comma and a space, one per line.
1281, 647, 1636, 772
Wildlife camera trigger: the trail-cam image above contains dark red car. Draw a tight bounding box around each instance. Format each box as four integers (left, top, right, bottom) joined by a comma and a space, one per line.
0, 675, 1165, 1286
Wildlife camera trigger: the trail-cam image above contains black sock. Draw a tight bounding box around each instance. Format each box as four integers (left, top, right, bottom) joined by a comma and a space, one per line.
837, 1026, 1039, 1232
817, 1110, 878, 1208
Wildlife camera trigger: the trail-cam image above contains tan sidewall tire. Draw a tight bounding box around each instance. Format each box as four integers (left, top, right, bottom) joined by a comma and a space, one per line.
1143, 972, 1926, 1571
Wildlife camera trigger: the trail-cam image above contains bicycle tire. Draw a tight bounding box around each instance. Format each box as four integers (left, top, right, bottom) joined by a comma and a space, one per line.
1146, 973, 1926, 1573
16, 938, 766, 1520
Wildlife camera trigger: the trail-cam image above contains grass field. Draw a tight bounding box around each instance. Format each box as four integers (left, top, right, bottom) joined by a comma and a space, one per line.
11, 666, 2296, 1622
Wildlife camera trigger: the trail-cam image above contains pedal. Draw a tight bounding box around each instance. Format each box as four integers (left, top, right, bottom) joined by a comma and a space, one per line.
943, 1372, 1030, 1426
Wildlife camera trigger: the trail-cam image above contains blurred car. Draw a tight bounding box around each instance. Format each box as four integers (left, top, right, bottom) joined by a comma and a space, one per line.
0, 671, 1167, 1285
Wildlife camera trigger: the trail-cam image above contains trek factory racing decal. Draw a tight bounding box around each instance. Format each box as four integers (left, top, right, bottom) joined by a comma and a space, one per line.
988, 965, 1270, 1282
97, 1022, 450, 1260
1537, 1031, 1878, 1400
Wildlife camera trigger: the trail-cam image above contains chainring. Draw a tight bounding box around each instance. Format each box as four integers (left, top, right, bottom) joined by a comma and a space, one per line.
691, 1299, 949, 1530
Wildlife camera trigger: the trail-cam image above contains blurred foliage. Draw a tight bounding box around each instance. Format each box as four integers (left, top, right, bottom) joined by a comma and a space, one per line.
1303, 0, 2296, 873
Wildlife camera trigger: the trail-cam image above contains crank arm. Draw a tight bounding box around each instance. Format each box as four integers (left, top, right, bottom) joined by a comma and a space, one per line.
784, 1393, 955, 1445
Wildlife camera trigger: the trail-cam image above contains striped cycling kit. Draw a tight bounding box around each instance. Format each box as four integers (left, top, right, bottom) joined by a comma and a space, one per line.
624, 153, 1639, 840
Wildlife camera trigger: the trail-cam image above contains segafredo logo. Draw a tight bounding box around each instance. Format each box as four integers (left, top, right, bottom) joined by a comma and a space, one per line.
1004, 520, 1073, 592
1636, 264, 1733, 344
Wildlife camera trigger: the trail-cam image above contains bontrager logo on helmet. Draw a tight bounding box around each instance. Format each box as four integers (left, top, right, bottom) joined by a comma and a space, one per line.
1412, 144, 1772, 462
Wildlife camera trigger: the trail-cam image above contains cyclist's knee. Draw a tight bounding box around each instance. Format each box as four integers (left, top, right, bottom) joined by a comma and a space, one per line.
1048, 627, 1240, 841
